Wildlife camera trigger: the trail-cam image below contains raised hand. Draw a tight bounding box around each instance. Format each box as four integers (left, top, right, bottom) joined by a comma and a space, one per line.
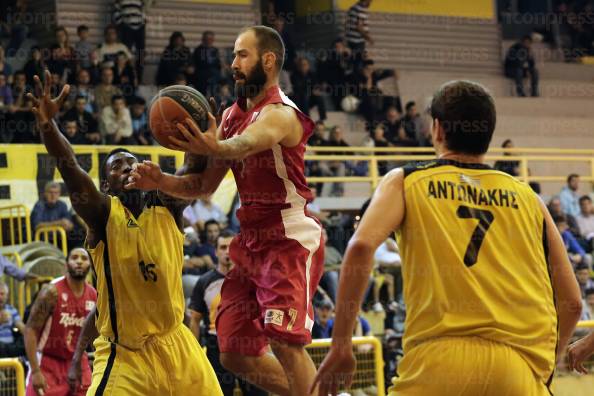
27, 70, 70, 126
125, 161, 164, 191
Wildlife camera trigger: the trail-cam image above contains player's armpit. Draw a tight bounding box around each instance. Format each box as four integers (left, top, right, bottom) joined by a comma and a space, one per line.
217, 106, 301, 160
539, 197, 582, 358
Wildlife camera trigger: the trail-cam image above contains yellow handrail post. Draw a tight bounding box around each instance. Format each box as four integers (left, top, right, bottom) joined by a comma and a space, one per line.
0, 358, 25, 395
519, 158, 529, 183
370, 157, 380, 190
34, 225, 68, 256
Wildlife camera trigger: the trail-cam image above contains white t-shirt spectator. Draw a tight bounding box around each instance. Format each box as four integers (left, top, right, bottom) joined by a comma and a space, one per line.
100, 106, 133, 138
183, 199, 226, 227
374, 238, 401, 266
577, 213, 594, 240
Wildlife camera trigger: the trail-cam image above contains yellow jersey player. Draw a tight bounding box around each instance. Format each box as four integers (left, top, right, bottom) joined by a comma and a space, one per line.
28, 70, 222, 396
313, 80, 582, 396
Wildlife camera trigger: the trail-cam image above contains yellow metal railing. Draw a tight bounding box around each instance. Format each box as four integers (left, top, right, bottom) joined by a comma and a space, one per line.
0, 205, 31, 247
24, 276, 53, 309
307, 336, 385, 396
34, 226, 67, 256
0, 358, 25, 396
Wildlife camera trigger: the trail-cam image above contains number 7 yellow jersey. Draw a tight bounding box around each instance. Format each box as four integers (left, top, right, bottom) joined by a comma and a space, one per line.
396, 159, 557, 385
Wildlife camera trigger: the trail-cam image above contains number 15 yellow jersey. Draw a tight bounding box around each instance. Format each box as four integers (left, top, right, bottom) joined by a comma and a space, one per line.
396, 159, 557, 384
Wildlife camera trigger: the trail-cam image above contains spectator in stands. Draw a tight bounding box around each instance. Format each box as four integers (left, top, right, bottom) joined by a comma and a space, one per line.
577, 195, 594, 248
291, 57, 327, 121
130, 96, 151, 145
23, 47, 45, 88
402, 101, 429, 146
192, 31, 222, 96
271, 16, 295, 71
2, 0, 28, 57
504, 35, 539, 97
549, 196, 581, 237
0, 282, 25, 350
381, 105, 403, 145
47, 26, 75, 84
312, 299, 334, 339
68, 69, 96, 113
555, 214, 587, 267
99, 94, 133, 144
586, 287, 594, 318
325, 126, 349, 196
94, 66, 122, 112
494, 139, 520, 176
0, 255, 36, 283
113, 0, 148, 80
112, 50, 137, 100
62, 119, 89, 145
0, 73, 13, 111
184, 198, 227, 232
320, 228, 342, 303
319, 38, 353, 110
75, 25, 95, 69
560, 173, 581, 217
8, 95, 37, 143
354, 59, 397, 128
62, 95, 101, 144
96, 24, 133, 67
11, 70, 30, 109
345, 0, 373, 71
156, 31, 191, 86
31, 182, 73, 232
372, 123, 391, 175
200, 220, 221, 264
0, 46, 13, 82
306, 184, 329, 223
182, 229, 214, 303
576, 262, 594, 298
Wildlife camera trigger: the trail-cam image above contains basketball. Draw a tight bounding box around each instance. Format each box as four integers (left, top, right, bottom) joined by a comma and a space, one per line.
149, 85, 211, 150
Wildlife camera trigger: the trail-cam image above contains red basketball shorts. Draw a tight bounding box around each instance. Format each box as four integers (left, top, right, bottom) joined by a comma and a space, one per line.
216, 210, 324, 356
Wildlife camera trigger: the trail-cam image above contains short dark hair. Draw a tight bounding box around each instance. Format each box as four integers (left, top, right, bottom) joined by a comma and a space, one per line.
567, 173, 579, 184
77, 25, 89, 34
502, 139, 513, 148
204, 219, 220, 230
405, 101, 416, 111
130, 96, 146, 106
586, 287, 594, 297
75, 95, 87, 102
111, 94, 125, 104
580, 195, 592, 204
576, 262, 589, 272
241, 25, 285, 71
100, 148, 133, 182
552, 214, 567, 225
430, 80, 496, 155
55, 26, 67, 35
216, 230, 236, 248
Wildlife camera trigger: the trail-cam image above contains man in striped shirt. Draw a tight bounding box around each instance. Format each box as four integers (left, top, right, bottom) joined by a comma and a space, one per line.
113, 0, 153, 80
345, 0, 374, 70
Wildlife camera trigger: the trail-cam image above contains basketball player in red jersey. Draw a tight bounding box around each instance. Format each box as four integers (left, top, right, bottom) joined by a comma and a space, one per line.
24, 247, 97, 396
127, 25, 324, 396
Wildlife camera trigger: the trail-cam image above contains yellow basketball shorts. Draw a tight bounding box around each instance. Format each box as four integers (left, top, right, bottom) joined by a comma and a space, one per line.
86, 324, 222, 396
389, 336, 552, 396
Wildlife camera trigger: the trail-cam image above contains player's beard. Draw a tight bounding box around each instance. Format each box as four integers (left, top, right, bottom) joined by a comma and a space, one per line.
68, 266, 90, 281
234, 60, 267, 99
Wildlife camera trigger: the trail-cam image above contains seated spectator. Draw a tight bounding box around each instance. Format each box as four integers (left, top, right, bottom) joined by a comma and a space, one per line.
31, 182, 74, 233
11, 70, 31, 109
382, 106, 415, 146
95, 66, 123, 112
402, 101, 428, 146
504, 35, 539, 97
320, 228, 342, 302
182, 229, 215, 303
560, 173, 581, 218
548, 196, 581, 237
0, 46, 13, 82
312, 299, 334, 339
576, 262, 594, 298
372, 123, 392, 175
577, 195, 594, 249
23, 47, 45, 88
494, 139, 520, 176
61, 119, 89, 144
353, 59, 397, 128
199, 220, 221, 264
0, 281, 25, 357
555, 214, 588, 268
47, 26, 75, 84
62, 95, 101, 144
68, 69, 96, 113
374, 238, 402, 306
99, 94, 133, 144
325, 126, 349, 196
0, 255, 37, 282
0, 73, 13, 111
319, 37, 353, 109
306, 185, 329, 223
8, 95, 37, 143
184, 198, 228, 231
130, 96, 151, 145
96, 24, 133, 67
156, 31, 191, 86
585, 287, 594, 319
112, 51, 137, 100
75, 25, 95, 69
290, 57, 327, 121
192, 31, 221, 96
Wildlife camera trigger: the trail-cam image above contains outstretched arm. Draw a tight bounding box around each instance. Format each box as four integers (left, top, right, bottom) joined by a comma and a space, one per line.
30, 71, 109, 230
68, 306, 98, 393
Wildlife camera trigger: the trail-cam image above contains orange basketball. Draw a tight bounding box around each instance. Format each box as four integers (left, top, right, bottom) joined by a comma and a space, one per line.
149, 85, 211, 150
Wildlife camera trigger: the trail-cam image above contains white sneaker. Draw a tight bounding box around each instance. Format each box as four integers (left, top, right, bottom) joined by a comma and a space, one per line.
372, 302, 384, 313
